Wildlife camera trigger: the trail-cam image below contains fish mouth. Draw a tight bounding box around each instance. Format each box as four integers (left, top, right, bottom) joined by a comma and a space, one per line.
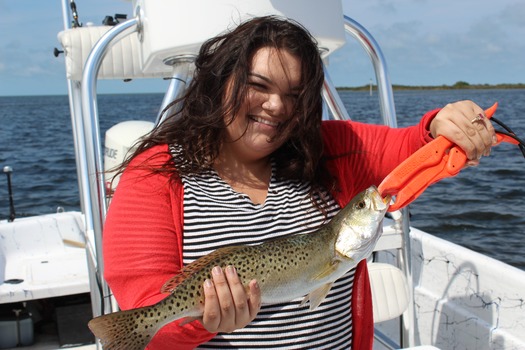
379, 194, 392, 209
370, 187, 391, 212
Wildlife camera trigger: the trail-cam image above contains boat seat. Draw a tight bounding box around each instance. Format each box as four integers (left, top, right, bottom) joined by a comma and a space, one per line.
58, 26, 173, 81
369, 262, 410, 323
368, 262, 440, 350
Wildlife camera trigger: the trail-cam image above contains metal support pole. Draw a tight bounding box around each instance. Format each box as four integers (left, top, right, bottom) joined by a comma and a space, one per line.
343, 16, 397, 128
155, 55, 196, 125
322, 64, 351, 121
341, 16, 415, 347
60, 0, 87, 217
80, 18, 139, 317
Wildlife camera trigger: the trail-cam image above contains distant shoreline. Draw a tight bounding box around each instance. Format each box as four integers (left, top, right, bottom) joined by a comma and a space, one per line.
337, 82, 525, 91
1, 82, 524, 98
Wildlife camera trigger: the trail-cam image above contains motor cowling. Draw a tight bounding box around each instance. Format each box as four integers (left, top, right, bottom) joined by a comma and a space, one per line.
104, 120, 154, 196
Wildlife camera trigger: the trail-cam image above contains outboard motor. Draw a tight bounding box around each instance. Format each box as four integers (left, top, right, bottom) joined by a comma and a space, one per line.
104, 121, 154, 197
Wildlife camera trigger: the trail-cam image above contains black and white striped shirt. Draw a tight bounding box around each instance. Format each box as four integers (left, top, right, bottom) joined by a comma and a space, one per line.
174, 151, 354, 349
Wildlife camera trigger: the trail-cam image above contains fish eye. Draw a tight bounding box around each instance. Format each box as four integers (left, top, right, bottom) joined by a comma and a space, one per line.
356, 200, 366, 209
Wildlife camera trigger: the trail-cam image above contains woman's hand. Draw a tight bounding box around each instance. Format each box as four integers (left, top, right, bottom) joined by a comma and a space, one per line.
430, 100, 498, 166
201, 266, 261, 333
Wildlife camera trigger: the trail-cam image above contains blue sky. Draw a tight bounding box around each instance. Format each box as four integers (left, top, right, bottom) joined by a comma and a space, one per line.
0, 0, 524, 96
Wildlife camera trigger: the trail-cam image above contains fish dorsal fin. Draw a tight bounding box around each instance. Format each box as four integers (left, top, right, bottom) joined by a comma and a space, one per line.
300, 282, 334, 310
160, 245, 242, 293
160, 273, 190, 294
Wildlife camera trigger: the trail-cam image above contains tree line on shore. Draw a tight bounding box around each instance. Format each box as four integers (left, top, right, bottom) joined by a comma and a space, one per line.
338, 81, 525, 91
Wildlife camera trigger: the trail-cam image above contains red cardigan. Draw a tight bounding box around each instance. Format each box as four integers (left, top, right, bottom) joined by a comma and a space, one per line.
103, 112, 436, 349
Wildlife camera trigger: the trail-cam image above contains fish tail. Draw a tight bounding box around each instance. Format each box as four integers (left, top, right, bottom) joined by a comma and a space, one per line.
88, 306, 160, 350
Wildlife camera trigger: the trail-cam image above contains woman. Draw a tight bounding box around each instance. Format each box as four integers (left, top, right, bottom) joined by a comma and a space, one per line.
103, 16, 496, 349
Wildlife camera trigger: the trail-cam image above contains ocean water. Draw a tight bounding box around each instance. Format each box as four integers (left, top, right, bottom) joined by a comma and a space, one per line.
1, 89, 524, 269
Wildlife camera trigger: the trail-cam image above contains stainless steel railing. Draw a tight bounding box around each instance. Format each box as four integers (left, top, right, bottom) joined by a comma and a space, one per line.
80, 18, 140, 319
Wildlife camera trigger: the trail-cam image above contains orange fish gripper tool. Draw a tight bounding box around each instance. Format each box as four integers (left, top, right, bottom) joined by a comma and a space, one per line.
378, 102, 520, 212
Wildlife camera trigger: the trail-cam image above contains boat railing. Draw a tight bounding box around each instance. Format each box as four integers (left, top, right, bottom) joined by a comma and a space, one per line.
59, 1, 414, 347
80, 18, 142, 318
327, 16, 414, 347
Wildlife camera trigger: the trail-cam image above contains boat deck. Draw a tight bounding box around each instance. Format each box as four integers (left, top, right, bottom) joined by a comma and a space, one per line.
0, 212, 89, 303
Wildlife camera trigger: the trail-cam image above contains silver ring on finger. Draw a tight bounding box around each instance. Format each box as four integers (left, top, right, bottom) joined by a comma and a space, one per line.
470, 113, 485, 124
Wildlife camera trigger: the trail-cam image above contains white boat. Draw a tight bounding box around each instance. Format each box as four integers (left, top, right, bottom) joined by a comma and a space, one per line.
1, 1, 524, 349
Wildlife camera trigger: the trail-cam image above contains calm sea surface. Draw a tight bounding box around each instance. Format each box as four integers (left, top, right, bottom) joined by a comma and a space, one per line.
1, 89, 524, 269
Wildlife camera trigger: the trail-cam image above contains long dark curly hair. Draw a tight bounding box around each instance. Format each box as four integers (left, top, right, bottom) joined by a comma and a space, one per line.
120, 15, 333, 207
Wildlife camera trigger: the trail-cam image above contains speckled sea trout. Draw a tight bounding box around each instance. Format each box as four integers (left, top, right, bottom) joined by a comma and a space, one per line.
88, 186, 389, 349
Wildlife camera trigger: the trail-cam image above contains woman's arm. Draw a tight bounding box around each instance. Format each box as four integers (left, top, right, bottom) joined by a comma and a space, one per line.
103, 144, 215, 349
322, 100, 496, 195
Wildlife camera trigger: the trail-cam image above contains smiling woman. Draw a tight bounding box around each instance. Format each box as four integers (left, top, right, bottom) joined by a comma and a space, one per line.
101, 15, 497, 350
217, 47, 303, 203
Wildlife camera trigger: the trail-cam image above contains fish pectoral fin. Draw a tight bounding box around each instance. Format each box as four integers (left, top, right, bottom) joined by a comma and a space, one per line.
178, 316, 199, 326
300, 282, 334, 310
299, 259, 340, 310
312, 259, 341, 280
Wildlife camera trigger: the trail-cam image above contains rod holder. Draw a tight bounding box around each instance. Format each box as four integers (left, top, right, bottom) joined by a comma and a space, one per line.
3, 166, 16, 222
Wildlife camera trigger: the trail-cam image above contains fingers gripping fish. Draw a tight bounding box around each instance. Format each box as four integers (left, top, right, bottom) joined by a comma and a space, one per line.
88, 186, 390, 349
